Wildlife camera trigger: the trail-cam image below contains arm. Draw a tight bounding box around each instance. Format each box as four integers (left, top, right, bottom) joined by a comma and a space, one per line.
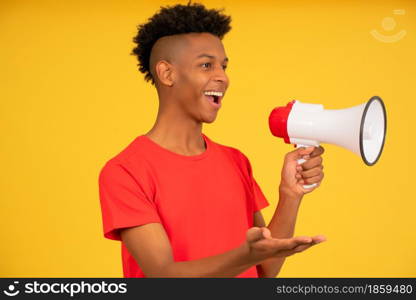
120, 221, 320, 278
120, 223, 253, 278
256, 146, 326, 278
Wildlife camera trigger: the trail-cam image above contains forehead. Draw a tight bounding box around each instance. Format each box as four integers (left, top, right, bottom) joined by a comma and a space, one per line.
180, 33, 227, 59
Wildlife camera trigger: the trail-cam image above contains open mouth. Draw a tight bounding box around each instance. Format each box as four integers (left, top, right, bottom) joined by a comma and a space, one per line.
204, 91, 223, 107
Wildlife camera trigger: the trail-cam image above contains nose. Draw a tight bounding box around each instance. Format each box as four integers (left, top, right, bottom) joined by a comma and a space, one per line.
213, 65, 228, 85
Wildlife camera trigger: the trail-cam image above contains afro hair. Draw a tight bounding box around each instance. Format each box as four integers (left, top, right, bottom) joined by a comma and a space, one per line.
131, 2, 232, 84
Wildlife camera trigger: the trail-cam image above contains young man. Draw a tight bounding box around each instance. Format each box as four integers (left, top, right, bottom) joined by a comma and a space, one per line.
98, 2, 325, 278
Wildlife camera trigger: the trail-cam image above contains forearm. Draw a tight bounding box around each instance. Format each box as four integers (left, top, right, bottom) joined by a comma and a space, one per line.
259, 188, 303, 278
150, 243, 258, 278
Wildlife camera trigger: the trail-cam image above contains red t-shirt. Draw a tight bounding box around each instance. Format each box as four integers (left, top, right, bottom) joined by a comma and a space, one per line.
98, 133, 269, 277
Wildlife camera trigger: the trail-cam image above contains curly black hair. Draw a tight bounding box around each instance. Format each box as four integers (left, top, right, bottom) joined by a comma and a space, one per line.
131, 2, 232, 84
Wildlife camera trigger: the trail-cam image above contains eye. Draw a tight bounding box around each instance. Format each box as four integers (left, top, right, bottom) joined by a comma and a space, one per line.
202, 62, 211, 69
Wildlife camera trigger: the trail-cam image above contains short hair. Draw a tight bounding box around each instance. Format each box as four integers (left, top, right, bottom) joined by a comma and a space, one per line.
131, 2, 232, 84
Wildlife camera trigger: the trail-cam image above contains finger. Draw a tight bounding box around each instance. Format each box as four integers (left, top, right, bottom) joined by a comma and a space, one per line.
311, 235, 327, 244
310, 146, 325, 158
292, 243, 313, 253
297, 146, 315, 159
303, 173, 324, 185
261, 227, 272, 239
301, 165, 323, 178
271, 236, 312, 251
246, 227, 265, 244
286, 146, 315, 162
301, 182, 321, 194
295, 236, 326, 250
289, 235, 326, 253
299, 174, 320, 187
300, 155, 323, 170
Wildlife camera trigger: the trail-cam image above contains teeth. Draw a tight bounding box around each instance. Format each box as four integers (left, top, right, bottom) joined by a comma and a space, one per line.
204, 91, 223, 97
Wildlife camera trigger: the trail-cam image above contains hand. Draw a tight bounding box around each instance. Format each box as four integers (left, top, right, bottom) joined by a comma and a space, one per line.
244, 227, 326, 263
280, 146, 325, 197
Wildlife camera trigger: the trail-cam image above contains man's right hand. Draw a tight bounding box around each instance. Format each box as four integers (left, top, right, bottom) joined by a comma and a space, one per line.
121, 223, 326, 277
244, 227, 326, 263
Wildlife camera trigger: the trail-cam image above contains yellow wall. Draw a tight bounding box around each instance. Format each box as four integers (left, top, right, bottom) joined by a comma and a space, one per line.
1, 0, 415, 277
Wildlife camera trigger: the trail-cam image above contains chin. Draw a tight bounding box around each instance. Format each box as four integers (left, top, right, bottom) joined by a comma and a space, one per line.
202, 114, 218, 124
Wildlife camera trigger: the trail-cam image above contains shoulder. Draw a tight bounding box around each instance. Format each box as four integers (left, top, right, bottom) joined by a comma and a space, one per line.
207, 136, 251, 167
99, 135, 151, 180
107, 135, 147, 163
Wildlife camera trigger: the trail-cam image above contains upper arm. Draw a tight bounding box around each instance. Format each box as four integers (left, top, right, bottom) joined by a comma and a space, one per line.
253, 211, 266, 227
120, 223, 174, 277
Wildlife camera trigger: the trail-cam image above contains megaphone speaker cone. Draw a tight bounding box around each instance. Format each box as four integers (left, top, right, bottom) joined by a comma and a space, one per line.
360, 96, 387, 166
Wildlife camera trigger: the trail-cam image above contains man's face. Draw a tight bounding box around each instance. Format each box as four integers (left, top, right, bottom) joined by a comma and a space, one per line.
171, 33, 229, 124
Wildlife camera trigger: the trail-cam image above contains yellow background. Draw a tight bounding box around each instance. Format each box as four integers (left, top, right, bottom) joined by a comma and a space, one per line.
1, 0, 415, 277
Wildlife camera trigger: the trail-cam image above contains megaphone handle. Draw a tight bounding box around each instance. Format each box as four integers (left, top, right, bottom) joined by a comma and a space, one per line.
296, 144, 318, 189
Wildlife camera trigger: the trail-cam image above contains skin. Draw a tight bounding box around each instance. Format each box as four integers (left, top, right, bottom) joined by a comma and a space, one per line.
121, 32, 326, 277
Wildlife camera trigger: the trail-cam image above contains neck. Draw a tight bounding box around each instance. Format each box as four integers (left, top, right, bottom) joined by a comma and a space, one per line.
145, 104, 206, 156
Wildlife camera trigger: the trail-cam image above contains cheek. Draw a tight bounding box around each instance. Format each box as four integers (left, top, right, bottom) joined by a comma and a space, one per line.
180, 71, 203, 89
176, 70, 209, 105
187, 76, 207, 98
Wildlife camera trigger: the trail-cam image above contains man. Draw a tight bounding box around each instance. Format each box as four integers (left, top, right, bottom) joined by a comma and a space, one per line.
98, 2, 325, 278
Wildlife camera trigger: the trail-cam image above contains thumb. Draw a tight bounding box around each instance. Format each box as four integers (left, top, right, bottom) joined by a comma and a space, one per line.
246, 227, 268, 244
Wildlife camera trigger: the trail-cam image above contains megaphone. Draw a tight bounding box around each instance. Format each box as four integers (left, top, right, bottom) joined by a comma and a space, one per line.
269, 96, 387, 187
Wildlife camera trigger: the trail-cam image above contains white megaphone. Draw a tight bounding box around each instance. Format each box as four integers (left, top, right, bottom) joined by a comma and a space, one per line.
269, 96, 387, 188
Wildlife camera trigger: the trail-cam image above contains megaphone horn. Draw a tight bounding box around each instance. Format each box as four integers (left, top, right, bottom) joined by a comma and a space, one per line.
269, 96, 387, 187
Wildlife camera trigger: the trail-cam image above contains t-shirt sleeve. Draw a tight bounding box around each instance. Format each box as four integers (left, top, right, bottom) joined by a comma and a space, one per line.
98, 160, 161, 241
252, 177, 269, 212
240, 152, 270, 212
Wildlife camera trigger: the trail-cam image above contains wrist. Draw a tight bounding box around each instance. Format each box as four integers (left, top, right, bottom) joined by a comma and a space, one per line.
279, 184, 303, 201
239, 240, 261, 267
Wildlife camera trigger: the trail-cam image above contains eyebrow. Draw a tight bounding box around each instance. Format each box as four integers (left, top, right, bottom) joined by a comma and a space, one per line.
196, 54, 229, 63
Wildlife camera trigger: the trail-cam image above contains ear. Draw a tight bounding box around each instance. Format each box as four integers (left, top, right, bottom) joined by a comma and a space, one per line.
155, 60, 175, 87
